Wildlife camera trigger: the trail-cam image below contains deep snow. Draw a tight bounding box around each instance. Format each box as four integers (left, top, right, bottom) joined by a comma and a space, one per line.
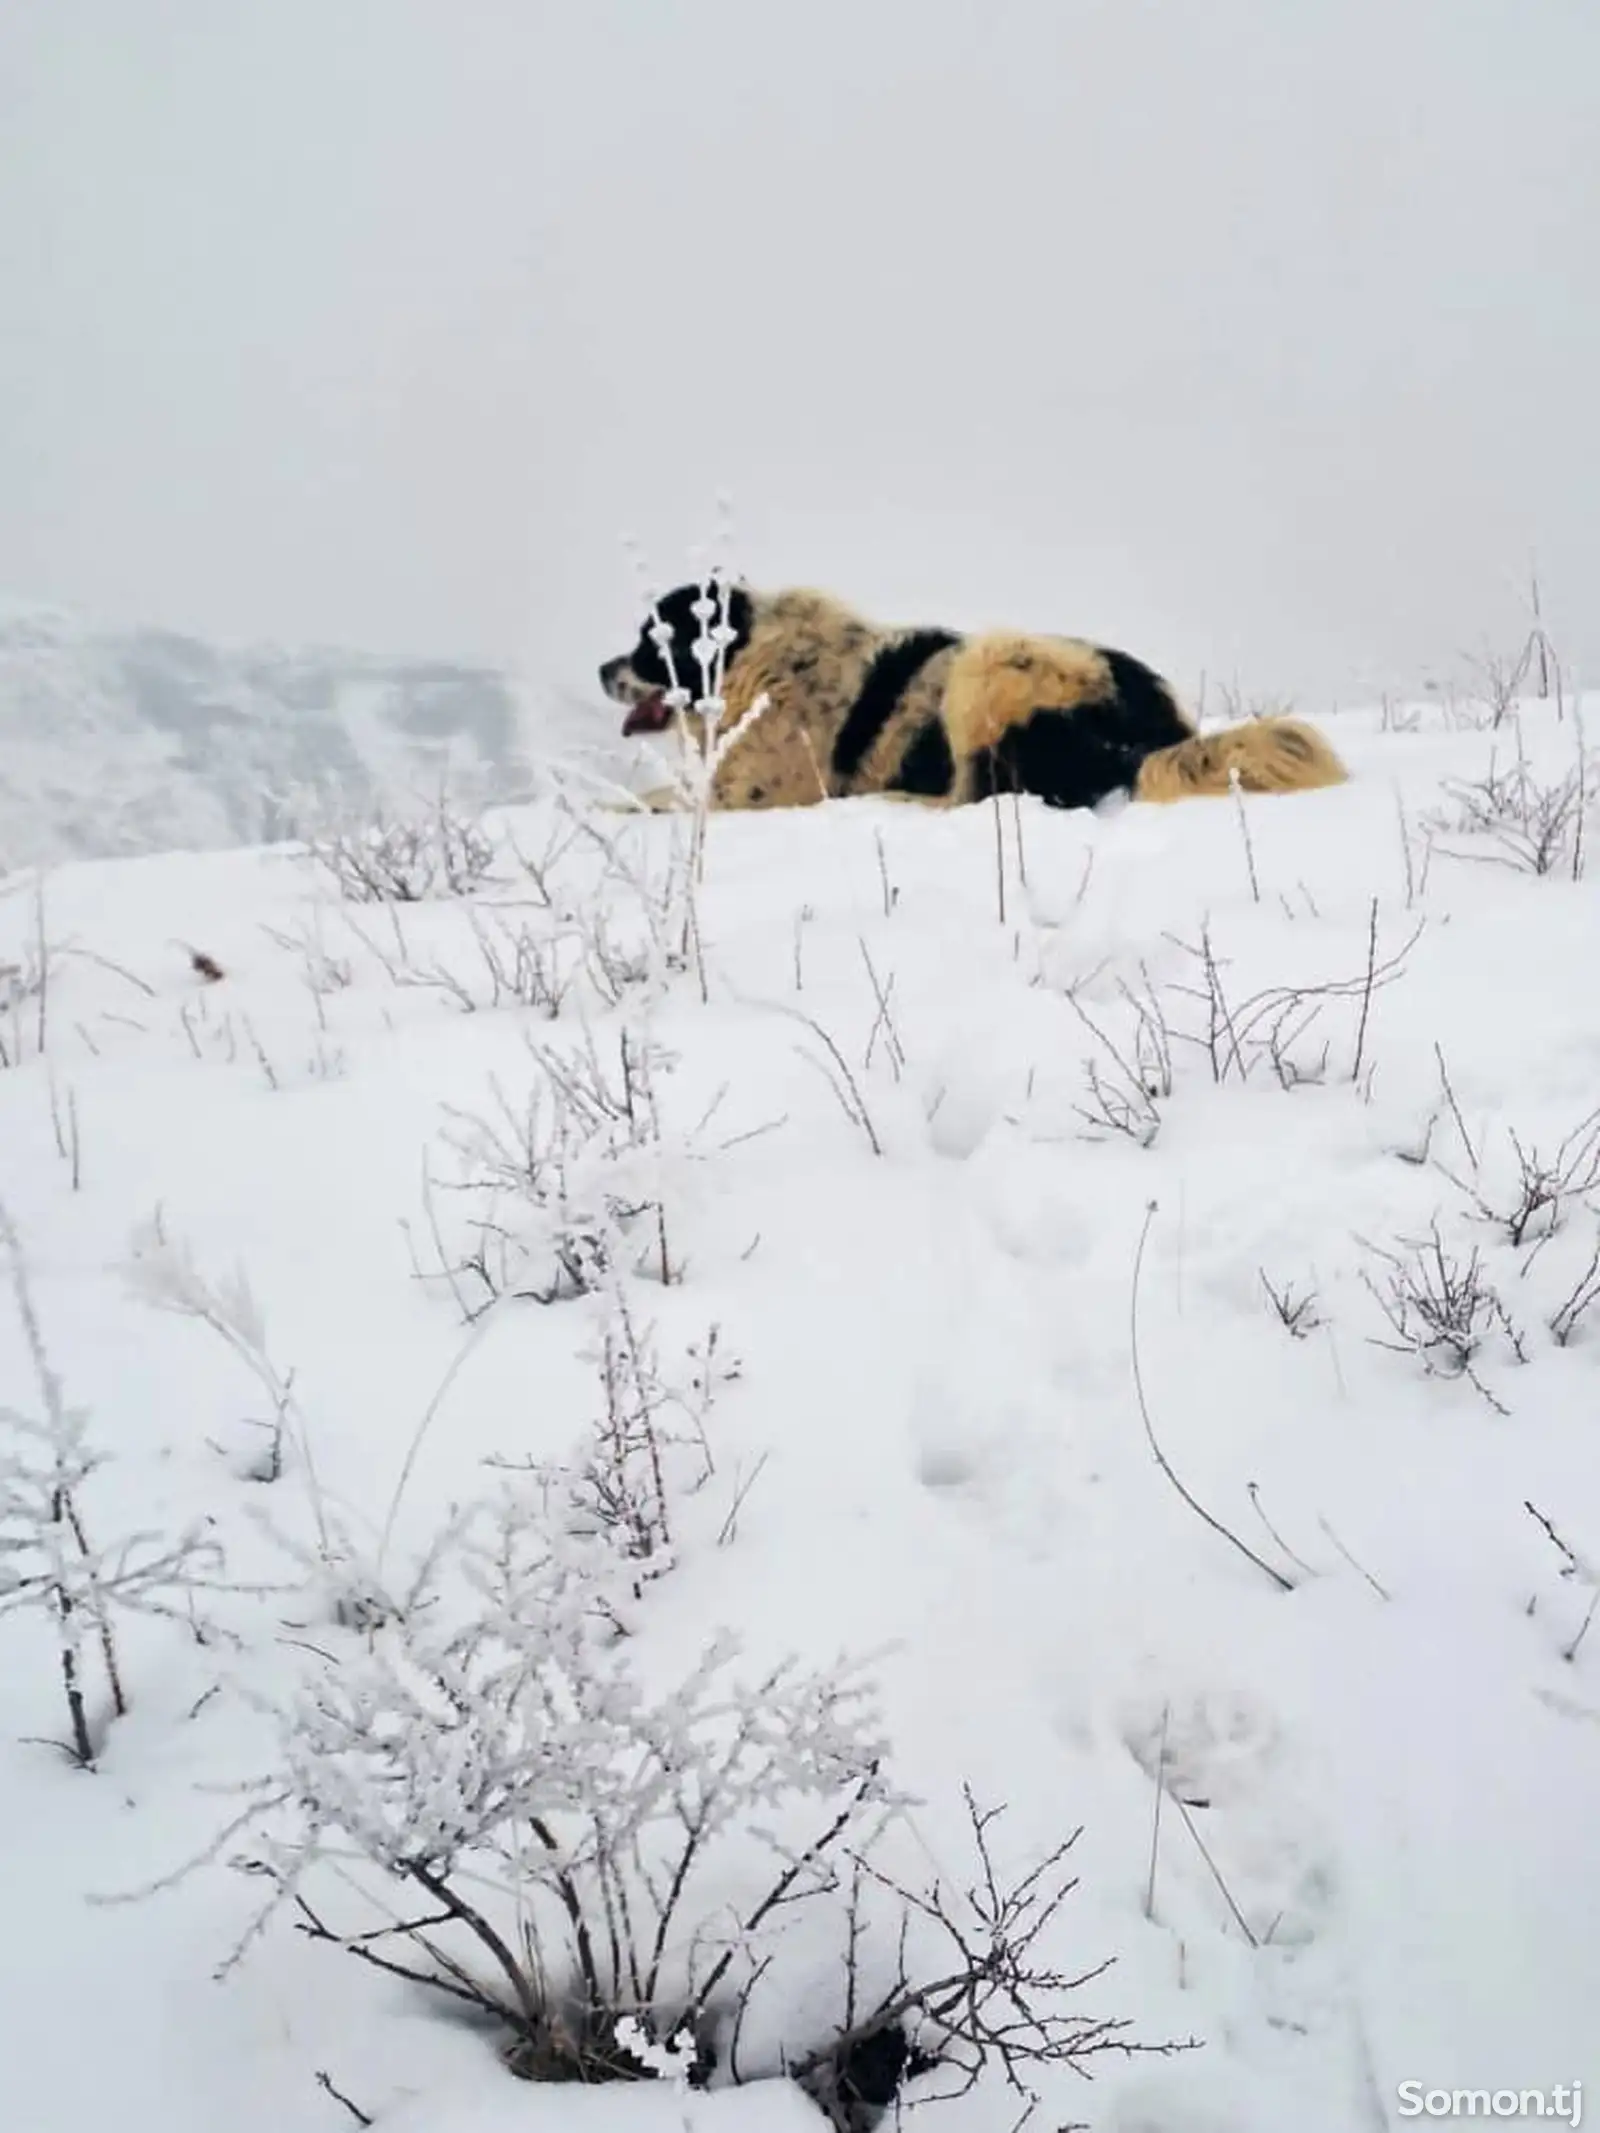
1, 687, 1598, 2132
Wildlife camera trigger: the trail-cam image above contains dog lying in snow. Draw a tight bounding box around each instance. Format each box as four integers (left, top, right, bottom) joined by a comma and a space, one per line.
599, 581, 1348, 815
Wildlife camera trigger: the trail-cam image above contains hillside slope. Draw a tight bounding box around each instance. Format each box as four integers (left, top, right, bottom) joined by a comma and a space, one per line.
0, 598, 627, 867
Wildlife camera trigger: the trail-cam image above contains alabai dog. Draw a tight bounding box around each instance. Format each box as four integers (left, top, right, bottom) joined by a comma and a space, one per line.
599, 583, 1347, 814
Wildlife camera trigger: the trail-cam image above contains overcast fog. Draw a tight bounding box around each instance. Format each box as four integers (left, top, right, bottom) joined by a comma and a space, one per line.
3, 0, 1597, 716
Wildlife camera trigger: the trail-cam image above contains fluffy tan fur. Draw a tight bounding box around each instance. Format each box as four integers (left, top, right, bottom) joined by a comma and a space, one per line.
940, 633, 1117, 761
1134, 719, 1348, 803
653, 589, 950, 811
706, 591, 876, 807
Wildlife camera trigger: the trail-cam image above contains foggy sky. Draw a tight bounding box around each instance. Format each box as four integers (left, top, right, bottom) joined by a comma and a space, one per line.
3, 0, 1598, 715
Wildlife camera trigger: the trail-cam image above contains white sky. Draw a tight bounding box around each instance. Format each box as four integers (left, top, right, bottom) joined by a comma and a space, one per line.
2, 0, 1597, 711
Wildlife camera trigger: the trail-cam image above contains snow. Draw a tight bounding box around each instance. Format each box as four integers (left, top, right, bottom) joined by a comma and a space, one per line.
378, 2071, 829, 2131
2, 690, 1599, 2132
0, 596, 636, 869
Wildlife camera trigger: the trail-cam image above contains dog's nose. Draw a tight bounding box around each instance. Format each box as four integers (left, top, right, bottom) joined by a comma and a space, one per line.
598, 657, 623, 692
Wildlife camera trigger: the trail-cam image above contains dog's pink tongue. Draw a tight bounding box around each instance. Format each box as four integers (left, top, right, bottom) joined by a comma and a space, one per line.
622, 691, 673, 736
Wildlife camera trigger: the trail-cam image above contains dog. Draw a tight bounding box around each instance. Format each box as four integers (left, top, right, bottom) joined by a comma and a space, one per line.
599, 581, 1347, 814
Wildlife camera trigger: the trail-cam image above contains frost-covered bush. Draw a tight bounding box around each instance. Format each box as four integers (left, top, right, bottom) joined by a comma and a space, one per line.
1426, 720, 1596, 879
1, 1200, 224, 1765
432, 1020, 690, 1314
301, 781, 499, 903
188, 1484, 1176, 2124
220, 1494, 905, 2084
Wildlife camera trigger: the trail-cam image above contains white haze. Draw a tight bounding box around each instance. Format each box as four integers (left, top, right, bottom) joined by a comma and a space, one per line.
2, 0, 1597, 719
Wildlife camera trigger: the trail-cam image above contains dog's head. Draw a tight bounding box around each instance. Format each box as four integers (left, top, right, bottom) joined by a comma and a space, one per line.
598, 581, 755, 736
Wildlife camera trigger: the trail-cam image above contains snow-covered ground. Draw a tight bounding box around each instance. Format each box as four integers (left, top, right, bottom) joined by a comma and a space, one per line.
2, 688, 1598, 2133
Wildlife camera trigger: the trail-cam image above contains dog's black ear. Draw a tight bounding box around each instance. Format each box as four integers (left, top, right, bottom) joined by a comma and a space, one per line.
721, 582, 754, 653
626, 584, 691, 686
649, 584, 699, 632
630, 579, 752, 684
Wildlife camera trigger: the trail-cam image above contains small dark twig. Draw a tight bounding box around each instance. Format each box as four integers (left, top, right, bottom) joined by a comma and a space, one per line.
1433, 1043, 1477, 1169
1525, 1500, 1582, 1575
1550, 1231, 1600, 1346
1259, 1270, 1323, 1340
314, 2070, 374, 2128
1350, 896, 1379, 1084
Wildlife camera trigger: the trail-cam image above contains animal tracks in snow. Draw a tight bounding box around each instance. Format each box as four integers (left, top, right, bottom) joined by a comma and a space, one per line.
1121, 1683, 1339, 1957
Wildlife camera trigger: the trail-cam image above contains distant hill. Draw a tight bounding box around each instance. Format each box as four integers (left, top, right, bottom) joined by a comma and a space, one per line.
0, 597, 628, 867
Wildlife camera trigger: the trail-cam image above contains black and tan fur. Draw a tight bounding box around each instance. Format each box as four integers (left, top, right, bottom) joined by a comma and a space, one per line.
599, 584, 1347, 815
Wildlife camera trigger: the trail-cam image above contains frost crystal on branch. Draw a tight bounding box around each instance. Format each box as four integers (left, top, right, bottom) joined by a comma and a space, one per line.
1, 1198, 225, 1765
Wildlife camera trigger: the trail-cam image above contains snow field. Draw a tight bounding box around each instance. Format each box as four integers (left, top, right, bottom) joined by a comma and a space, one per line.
2, 692, 1599, 2130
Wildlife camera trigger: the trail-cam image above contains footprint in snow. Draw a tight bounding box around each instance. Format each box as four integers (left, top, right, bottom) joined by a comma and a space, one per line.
1121, 1685, 1285, 1809
1118, 1684, 1340, 1956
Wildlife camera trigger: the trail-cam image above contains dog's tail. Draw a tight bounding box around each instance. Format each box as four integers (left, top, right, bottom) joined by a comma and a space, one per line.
1134, 716, 1348, 804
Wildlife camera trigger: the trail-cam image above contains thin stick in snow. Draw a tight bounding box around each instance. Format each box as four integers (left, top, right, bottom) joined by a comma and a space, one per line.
1143, 1702, 1170, 1920
1129, 1202, 1295, 1593
1315, 1513, 1392, 1602
1228, 767, 1261, 904
1350, 896, 1380, 1085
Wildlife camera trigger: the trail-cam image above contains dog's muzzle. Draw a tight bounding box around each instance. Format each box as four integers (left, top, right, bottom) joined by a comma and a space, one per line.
621, 691, 673, 735
601, 657, 676, 734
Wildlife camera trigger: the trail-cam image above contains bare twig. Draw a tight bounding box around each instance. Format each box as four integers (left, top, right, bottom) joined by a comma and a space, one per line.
1315, 1514, 1392, 1602
1550, 1231, 1600, 1346
1228, 767, 1261, 903
313, 2070, 374, 2128
783, 1008, 882, 1157
1169, 1792, 1258, 1946
1130, 1204, 1295, 1591
1259, 1271, 1323, 1340
1143, 1703, 1169, 1921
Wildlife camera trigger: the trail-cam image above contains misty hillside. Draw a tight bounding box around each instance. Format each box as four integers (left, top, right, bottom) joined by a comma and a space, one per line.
0, 598, 623, 869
